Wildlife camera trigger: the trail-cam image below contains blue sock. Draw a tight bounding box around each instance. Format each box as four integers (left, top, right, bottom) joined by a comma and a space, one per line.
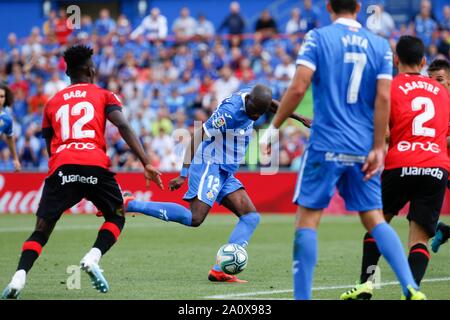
371, 222, 418, 295
213, 212, 261, 272
293, 228, 317, 300
127, 200, 192, 226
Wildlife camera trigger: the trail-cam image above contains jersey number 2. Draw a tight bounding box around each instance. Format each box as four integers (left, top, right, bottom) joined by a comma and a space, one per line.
344, 53, 367, 104
412, 97, 435, 137
55, 102, 95, 141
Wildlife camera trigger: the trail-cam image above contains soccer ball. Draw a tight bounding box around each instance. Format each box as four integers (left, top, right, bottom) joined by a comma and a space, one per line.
216, 243, 248, 275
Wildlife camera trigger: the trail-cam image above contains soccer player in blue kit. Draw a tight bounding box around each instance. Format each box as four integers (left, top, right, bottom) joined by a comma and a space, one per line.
0, 83, 21, 172
119, 84, 274, 282
261, 0, 425, 300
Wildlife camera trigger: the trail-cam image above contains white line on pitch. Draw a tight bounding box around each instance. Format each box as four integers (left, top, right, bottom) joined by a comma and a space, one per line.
204, 277, 450, 299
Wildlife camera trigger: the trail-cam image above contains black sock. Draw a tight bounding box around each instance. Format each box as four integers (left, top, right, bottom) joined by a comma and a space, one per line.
360, 232, 381, 283
93, 216, 125, 255
17, 231, 49, 272
408, 243, 430, 286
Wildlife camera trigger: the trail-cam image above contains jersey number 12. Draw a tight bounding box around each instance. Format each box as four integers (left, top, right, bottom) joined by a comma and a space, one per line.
56, 102, 95, 141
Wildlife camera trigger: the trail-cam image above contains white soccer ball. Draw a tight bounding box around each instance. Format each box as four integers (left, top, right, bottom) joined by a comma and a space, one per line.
216, 243, 248, 275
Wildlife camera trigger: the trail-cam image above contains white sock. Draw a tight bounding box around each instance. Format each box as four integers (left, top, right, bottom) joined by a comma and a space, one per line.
83, 248, 102, 264
10, 270, 26, 288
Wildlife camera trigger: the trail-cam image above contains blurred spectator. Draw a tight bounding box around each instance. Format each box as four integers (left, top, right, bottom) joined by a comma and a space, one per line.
116, 14, 132, 36
440, 5, 450, 31
172, 7, 197, 42
27, 83, 48, 114
131, 7, 168, 41
73, 15, 94, 39
212, 65, 240, 102
301, 0, 320, 32
195, 14, 215, 41
436, 29, 450, 58
95, 9, 116, 37
54, 8, 73, 45
22, 27, 43, 60
5, 33, 19, 52
286, 8, 308, 35
44, 71, 67, 97
17, 128, 40, 169
366, 2, 396, 38
42, 10, 58, 38
255, 9, 278, 41
411, 0, 438, 48
218, 1, 245, 47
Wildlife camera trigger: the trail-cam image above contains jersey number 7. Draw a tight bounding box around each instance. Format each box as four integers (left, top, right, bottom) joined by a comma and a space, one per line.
344, 52, 367, 104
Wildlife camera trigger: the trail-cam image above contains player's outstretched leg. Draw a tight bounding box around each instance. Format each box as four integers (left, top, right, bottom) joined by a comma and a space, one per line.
360, 211, 425, 300
126, 199, 193, 226
431, 221, 450, 253
2, 218, 53, 299
80, 214, 125, 293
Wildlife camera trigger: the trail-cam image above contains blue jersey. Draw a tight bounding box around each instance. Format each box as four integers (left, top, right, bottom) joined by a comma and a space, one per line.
297, 18, 393, 155
195, 90, 253, 173
0, 109, 13, 137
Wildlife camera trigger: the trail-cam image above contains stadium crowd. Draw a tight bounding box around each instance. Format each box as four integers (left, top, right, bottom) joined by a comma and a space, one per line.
0, 0, 448, 172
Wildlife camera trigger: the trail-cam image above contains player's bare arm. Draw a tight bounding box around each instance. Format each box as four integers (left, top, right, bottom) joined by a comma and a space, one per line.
362, 78, 391, 180
5, 135, 21, 172
107, 109, 163, 190
169, 125, 205, 191
270, 99, 312, 128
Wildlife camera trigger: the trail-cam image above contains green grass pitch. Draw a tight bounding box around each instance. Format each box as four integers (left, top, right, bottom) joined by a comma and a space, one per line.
0, 214, 449, 300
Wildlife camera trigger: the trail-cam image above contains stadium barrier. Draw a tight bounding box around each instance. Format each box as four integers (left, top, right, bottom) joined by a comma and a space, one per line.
0, 172, 449, 215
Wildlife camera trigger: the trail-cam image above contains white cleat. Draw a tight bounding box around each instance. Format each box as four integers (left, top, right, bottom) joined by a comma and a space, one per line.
2, 270, 26, 299
80, 256, 109, 293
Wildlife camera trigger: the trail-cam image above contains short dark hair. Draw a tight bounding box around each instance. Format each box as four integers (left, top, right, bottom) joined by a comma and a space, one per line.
396, 35, 425, 67
329, 0, 357, 14
428, 59, 450, 75
0, 83, 14, 107
63, 45, 94, 77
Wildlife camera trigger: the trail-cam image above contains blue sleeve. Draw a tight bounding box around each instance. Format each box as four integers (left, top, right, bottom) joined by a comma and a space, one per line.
203, 103, 235, 137
296, 29, 319, 71
4, 118, 13, 137
377, 39, 393, 80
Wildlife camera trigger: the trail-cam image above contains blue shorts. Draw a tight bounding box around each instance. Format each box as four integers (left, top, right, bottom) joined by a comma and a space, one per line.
183, 162, 244, 207
293, 148, 382, 212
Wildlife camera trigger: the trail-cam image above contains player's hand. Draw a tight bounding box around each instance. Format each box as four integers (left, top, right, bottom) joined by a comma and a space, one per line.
259, 124, 277, 155
13, 160, 21, 172
362, 148, 385, 181
144, 164, 163, 190
169, 176, 186, 191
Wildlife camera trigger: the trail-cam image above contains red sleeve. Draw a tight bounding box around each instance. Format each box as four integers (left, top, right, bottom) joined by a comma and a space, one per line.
105, 91, 123, 108
42, 102, 51, 129
104, 90, 123, 114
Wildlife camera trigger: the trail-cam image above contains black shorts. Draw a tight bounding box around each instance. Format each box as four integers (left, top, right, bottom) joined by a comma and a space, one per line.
382, 167, 448, 237
36, 165, 123, 221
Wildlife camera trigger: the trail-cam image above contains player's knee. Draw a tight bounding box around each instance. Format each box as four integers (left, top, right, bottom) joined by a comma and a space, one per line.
190, 214, 206, 227
105, 215, 125, 231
